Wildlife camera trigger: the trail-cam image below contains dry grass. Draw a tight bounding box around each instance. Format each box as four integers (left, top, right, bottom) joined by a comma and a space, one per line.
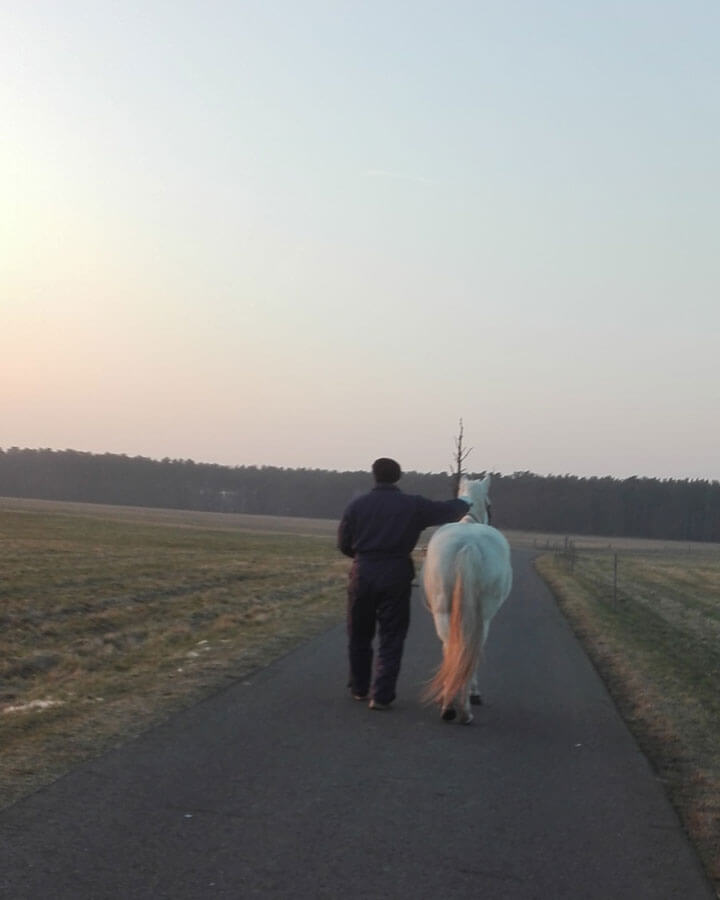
0, 496, 341, 537
536, 547, 720, 896
0, 504, 347, 808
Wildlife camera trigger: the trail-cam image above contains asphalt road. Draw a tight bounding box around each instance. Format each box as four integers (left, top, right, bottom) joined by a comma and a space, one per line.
1, 549, 714, 899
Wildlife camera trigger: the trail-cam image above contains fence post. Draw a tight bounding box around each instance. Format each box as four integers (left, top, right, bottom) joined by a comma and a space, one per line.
613, 552, 618, 605
569, 540, 576, 573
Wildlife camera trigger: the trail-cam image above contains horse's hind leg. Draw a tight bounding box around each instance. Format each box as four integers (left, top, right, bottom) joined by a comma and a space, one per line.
439, 644, 457, 721
457, 684, 473, 725
470, 626, 489, 706
433, 611, 450, 645
469, 666, 482, 706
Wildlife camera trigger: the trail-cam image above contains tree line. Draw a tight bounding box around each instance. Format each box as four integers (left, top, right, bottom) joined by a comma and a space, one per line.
2, 447, 720, 543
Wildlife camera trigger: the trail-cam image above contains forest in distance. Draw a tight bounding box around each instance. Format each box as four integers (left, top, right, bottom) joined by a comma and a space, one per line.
2, 446, 720, 544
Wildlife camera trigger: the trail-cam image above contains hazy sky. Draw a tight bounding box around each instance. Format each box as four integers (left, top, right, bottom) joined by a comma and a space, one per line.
3, 1, 719, 480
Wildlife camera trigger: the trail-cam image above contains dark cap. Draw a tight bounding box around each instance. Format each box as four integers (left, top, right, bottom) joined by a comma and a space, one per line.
372, 458, 402, 484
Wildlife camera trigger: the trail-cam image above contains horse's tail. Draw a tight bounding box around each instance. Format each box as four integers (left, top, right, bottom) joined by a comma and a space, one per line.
424, 543, 485, 707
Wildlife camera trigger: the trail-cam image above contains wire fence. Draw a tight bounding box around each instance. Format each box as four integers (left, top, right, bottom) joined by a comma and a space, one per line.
542, 536, 720, 608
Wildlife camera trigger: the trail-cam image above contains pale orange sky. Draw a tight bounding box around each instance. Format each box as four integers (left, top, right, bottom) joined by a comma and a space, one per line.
3, 2, 719, 480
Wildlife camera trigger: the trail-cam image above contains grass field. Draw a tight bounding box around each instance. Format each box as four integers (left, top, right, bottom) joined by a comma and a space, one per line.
0, 500, 348, 808
536, 545, 720, 894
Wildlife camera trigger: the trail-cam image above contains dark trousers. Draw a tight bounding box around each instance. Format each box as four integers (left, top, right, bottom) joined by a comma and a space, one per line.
347, 567, 412, 704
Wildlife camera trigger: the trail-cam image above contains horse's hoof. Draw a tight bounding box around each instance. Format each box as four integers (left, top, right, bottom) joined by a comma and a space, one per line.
459, 712, 474, 725
441, 706, 457, 721
470, 693, 483, 706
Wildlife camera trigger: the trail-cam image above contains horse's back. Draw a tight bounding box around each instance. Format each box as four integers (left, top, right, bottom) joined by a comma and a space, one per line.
426, 523, 510, 573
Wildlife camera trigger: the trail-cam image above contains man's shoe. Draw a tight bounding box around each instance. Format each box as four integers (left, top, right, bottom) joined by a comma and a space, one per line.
368, 699, 391, 710
352, 693, 369, 701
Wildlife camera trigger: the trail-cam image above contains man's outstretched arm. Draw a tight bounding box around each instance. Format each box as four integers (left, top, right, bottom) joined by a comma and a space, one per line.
420, 497, 470, 528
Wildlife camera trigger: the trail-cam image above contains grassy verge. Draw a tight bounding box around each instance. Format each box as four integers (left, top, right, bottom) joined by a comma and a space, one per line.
536, 549, 720, 895
0, 508, 347, 809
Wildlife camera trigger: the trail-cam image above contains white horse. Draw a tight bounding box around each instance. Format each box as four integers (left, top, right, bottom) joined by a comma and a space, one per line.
422, 475, 513, 724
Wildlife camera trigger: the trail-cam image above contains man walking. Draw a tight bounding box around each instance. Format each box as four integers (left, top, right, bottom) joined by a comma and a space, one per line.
337, 458, 469, 709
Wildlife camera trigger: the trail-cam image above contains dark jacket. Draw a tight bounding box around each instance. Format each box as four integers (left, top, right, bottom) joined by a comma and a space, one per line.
338, 484, 469, 581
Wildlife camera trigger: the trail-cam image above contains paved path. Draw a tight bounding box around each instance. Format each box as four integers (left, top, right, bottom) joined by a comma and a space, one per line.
1, 550, 714, 899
